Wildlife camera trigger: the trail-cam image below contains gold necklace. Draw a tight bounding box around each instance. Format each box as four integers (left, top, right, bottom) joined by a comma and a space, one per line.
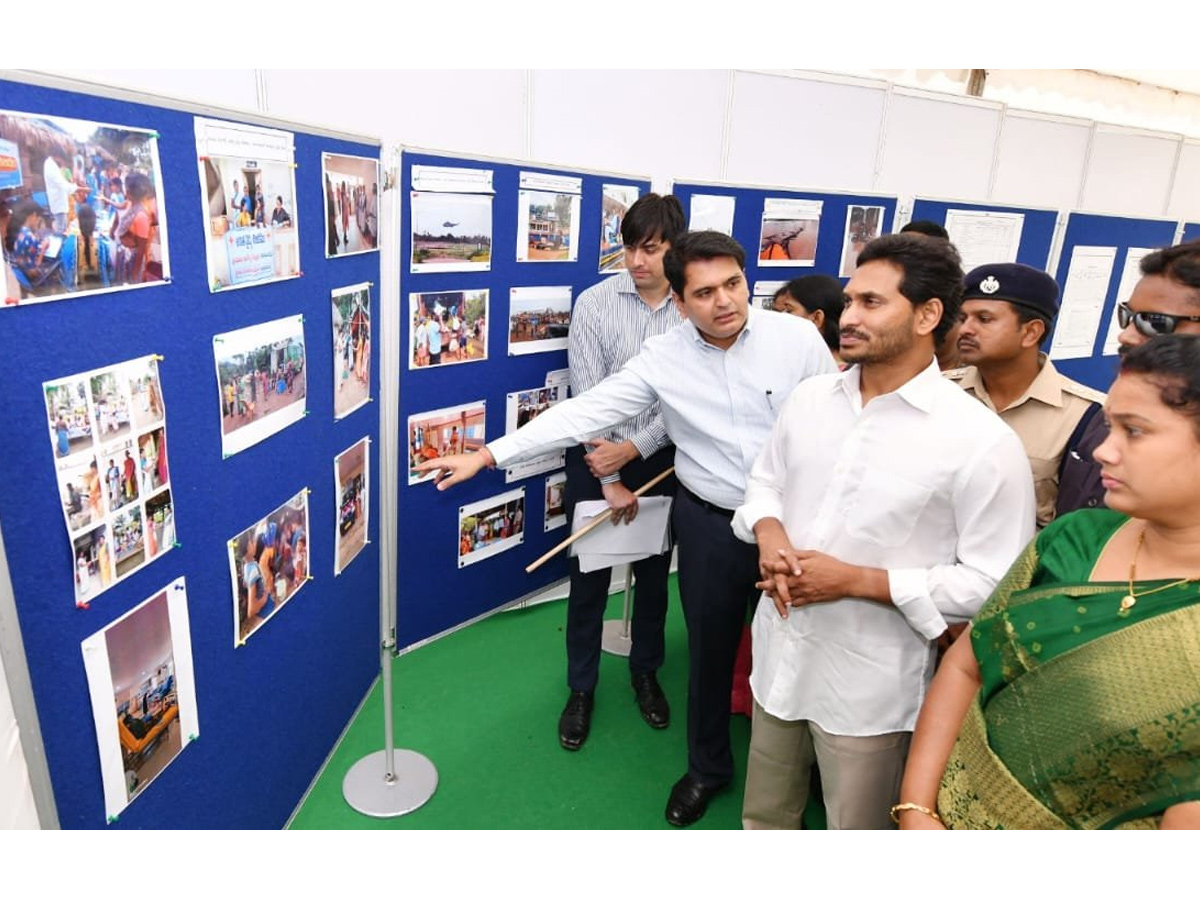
1121, 527, 1200, 614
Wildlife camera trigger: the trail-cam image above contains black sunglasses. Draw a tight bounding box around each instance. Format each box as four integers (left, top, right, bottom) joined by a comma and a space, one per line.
1116, 301, 1200, 337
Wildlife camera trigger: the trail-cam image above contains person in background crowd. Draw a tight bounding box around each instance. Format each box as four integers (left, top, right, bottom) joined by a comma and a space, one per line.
951, 263, 1106, 528
771, 274, 845, 364
554, 194, 686, 754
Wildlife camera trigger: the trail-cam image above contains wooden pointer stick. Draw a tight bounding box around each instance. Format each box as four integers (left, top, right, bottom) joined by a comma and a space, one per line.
525, 466, 676, 574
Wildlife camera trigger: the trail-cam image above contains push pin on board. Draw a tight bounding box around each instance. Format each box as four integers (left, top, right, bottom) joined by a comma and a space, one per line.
107, 814, 119, 825
173, 581, 185, 590
153, 354, 165, 362
188, 733, 198, 743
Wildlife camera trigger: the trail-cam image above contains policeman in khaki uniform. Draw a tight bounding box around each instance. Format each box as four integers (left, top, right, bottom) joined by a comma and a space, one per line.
948, 263, 1105, 528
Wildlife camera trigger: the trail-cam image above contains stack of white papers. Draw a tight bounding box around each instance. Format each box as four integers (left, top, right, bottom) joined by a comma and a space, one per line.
569, 497, 672, 574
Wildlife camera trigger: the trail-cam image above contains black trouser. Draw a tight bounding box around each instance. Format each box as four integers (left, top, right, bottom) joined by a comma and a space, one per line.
562, 444, 677, 693
672, 486, 760, 787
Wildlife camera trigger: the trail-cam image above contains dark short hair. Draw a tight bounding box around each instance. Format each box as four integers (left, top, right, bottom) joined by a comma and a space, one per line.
900, 219, 950, 240
276, 195, 284, 204
855, 233, 965, 346
776, 275, 843, 351
1139, 240, 1200, 306
663, 230, 746, 297
621, 193, 685, 248
1119, 334, 1200, 437
124, 172, 152, 202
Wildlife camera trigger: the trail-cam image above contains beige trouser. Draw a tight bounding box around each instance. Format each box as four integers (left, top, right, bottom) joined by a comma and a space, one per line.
742, 701, 912, 830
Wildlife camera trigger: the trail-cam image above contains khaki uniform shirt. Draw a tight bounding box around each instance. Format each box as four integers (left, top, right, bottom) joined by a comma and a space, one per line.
948, 355, 1105, 529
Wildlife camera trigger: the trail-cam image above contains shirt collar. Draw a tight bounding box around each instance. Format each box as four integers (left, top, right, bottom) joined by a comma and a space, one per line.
835, 357, 942, 413
959, 353, 1066, 411
616, 270, 674, 311
1023, 354, 1067, 408
684, 304, 756, 349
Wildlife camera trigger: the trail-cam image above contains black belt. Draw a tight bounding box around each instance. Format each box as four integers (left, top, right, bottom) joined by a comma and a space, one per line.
679, 485, 735, 518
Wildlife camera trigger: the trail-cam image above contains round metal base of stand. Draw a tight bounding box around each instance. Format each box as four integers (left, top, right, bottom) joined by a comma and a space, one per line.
601, 618, 632, 657
342, 749, 438, 818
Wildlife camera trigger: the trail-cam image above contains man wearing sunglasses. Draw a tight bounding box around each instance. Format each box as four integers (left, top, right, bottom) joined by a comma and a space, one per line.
1116, 240, 1200, 349
951, 263, 1106, 528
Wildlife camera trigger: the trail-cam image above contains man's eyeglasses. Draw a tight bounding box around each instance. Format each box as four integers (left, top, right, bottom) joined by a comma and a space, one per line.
1116, 301, 1200, 337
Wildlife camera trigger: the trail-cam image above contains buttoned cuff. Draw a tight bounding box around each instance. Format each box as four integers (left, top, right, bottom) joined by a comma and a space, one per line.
486, 437, 517, 469
887, 568, 947, 640
629, 428, 663, 461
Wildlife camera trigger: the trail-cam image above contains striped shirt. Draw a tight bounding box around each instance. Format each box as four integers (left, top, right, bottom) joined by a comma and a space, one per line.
568, 271, 683, 462
490, 307, 838, 510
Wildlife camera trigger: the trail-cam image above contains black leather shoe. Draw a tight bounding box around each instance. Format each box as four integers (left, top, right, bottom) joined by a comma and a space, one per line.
631, 673, 670, 729
665, 773, 726, 827
558, 690, 593, 751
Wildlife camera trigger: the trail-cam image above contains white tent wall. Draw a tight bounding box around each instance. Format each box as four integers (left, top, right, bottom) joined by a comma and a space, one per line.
6, 66, 1200, 828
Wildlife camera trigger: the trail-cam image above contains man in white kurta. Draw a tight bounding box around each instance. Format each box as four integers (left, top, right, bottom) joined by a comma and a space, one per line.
732, 233, 1036, 829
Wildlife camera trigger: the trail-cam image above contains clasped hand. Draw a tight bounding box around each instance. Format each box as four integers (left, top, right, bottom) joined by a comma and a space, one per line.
757, 545, 856, 619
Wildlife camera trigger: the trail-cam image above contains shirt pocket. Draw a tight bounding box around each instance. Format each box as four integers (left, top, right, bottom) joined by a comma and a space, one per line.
845, 468, 934, 548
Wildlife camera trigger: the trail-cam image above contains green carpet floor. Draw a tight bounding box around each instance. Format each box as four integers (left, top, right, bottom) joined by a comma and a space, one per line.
289, 575, 823, 829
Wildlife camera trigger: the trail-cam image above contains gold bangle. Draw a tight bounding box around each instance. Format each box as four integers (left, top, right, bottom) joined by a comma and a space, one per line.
890, 802, 941, 825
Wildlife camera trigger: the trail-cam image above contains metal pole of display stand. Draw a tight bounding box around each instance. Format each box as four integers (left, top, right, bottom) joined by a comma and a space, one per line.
601, 565, 633, 657
343, 151, 437, 817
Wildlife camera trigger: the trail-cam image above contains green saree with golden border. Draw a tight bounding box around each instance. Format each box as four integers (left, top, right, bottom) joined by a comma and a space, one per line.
938, 509, 1200, 829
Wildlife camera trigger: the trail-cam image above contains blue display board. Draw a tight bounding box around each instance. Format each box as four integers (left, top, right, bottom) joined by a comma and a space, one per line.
0, 76, 381, 828
1182, 222, 1200, 243
909, 197, 1059, 270
397, 151, 650, 648
1049, 212, 1179, 392
670, 181, 900, 290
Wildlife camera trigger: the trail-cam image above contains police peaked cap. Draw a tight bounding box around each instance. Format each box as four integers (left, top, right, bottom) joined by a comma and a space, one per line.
962, 263, 1060, 322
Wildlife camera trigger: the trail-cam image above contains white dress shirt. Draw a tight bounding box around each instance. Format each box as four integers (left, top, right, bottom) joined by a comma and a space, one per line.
489, 307, 837, 507
732, 359, 1035, 735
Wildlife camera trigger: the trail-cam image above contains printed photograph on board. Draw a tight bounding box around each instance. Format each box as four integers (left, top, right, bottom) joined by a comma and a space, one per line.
80, 578, 199, 822
458, 488, 526, 568
323, 153, 380, 257
228, 490, 310, 645
599, 184, 640, 273
194, 117, 299, 292
213, 315, 307, 457
407, 400, 486, 485
1, 109, 170, 307
839, 205, 885, 278
504, 384, 565, 481
332, 283, 371, 420
408, 289, 488, 369
544, 472, 566, 532
517, 190, 581, 263
44, 355, 174, 607
508, 286, 572, 356
335, 437, 369, 575
410, 191, 491, 273
758, 198, 821, 267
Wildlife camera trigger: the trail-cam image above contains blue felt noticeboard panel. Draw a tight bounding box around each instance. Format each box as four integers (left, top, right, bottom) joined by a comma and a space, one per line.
1049, 212, 1179, 393
397, 151, 650, 648
0, 77, 381, 828
670, 181, 900, 289
1182, 222, 1200, 244
909, 198, 1059, 271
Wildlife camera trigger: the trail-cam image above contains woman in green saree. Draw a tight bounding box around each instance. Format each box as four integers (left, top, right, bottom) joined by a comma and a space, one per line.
897, 334, 1200, 829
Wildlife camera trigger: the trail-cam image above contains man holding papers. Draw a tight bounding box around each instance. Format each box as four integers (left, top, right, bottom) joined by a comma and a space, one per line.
417, 230, 835, 826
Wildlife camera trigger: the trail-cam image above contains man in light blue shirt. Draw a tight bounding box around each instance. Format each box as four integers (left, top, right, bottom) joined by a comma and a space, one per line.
417, 231, 836, 826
